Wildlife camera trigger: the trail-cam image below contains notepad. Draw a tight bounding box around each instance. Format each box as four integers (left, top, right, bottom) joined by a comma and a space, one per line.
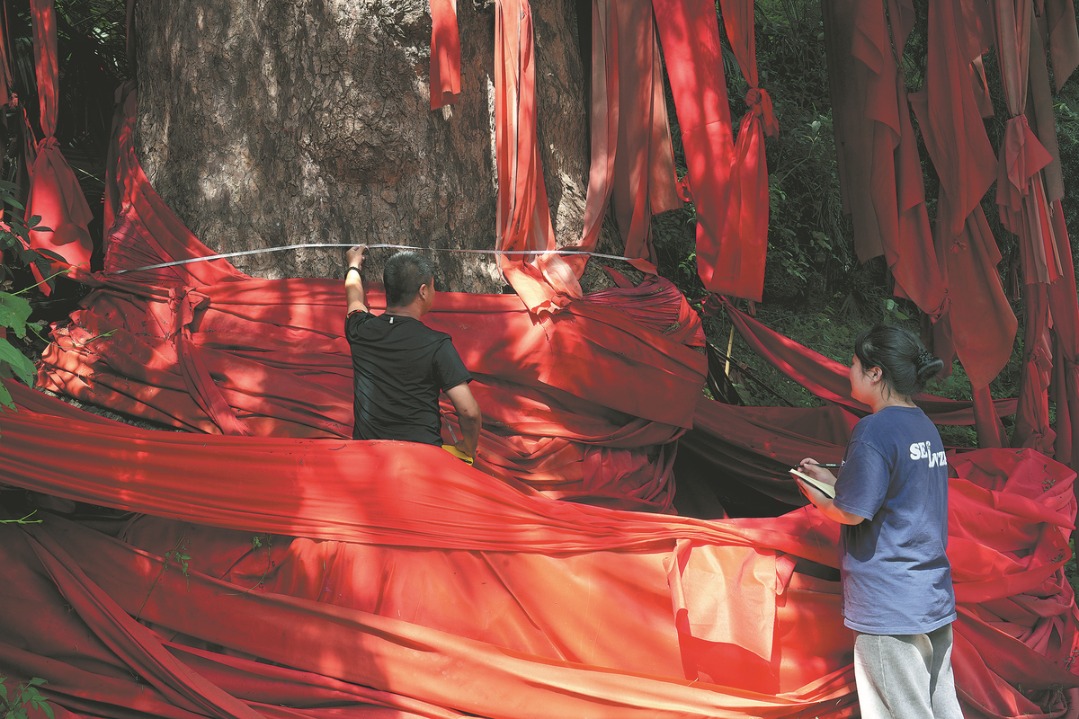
789, 468, 836, 499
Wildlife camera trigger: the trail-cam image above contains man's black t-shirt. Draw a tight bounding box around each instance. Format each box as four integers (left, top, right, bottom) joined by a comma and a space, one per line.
345, 311, 472, 444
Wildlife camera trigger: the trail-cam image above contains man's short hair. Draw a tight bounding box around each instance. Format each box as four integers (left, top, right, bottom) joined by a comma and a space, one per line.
383, 252, 435, 306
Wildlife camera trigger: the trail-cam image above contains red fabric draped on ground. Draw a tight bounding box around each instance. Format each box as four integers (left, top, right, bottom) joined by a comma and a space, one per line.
2, 381, 1079, 718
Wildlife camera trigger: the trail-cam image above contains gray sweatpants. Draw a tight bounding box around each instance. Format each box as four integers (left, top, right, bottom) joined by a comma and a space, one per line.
853, 625, 964, 719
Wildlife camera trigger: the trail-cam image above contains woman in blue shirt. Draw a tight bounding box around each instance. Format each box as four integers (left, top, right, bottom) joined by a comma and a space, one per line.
795, 325, 963, 719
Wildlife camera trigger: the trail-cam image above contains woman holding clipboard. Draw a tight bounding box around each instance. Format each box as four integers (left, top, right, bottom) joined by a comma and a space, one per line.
794, 325, 961, 719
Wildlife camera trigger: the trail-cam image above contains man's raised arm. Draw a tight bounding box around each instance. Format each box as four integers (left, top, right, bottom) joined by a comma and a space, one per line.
344, 245, 369, 315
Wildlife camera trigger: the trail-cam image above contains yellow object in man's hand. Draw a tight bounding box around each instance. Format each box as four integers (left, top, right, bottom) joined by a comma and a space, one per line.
442, 444, 475, 465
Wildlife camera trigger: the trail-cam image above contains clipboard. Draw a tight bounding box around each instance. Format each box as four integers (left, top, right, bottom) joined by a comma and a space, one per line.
789, 468, 836, 499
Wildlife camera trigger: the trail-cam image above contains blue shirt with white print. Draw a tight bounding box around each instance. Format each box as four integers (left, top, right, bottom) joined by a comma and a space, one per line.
833, 405, 956, 635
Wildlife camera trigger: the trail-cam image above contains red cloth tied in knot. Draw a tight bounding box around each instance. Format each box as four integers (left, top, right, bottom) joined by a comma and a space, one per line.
996, 114, 1052, 220
24, 134, 94, 289
744, 87, 779, 137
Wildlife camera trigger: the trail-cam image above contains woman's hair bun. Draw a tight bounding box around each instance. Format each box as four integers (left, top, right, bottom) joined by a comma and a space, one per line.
915, 349, 944, 384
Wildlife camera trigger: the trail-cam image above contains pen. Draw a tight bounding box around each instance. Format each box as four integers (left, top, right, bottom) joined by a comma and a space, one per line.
815, 463, 842, 468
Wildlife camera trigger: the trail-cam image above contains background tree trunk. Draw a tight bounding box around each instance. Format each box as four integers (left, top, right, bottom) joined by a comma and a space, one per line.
133, 0, 591, 293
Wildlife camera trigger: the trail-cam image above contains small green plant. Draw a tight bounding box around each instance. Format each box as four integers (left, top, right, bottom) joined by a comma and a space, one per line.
164, 537, 192, 581
0, 510, 43, 525
137, 535, 192, 619
0, 180, 62, 411
0, 676, 54, 719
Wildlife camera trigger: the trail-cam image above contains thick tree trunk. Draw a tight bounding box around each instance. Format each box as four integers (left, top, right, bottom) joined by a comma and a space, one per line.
134, 0, 590, 293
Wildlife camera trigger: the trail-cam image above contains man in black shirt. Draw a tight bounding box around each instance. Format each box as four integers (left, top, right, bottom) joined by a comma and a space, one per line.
344, 245, 481, 461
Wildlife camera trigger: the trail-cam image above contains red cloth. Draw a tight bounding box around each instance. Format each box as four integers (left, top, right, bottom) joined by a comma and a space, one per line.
1046, 202, 1079, 468
37, 88, 706, 512
992, 0, 1064, 286
909, 0, 1017, 394
1046, 0, 1079, 90
493, 0, 581, 311
652, 0, 757, 300
989, 0, 1079, 463
718, 0, 779, 303
564, 0, 682, 275
428, 0, 461, 109
825, 0, 946, 318
2, 382, 1078, 718
716, 297, 1019, 426
22, 0, 94, 286
0, 2, 13, 108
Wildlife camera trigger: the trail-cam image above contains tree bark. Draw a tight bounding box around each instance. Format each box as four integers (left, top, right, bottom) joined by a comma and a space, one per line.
134, 0, 591, 293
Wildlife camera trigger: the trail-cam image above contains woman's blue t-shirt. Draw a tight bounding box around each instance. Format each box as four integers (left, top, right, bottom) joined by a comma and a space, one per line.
833, 406, 956, 635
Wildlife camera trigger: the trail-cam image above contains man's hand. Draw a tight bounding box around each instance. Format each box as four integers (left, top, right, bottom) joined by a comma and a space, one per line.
345, 245, 369, 315
445, 382, 481, 459
347, 245, 368, 270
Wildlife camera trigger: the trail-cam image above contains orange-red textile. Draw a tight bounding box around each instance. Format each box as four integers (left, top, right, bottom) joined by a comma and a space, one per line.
571, 0, 682, 267
989, 0, 1079, 463
824, 0, 947, 319
2, 380, 1079, 718
993, 0, 1065, 286
1046, 202, 1079, 468
23, 0, 94, 286
652, 0, 754, 300
908, 0, 1016, 393
428, 0, 461, 109
36, 88, 705, 512
493, 0, 582, 312
716, 297, 1019, 427
717, 0, 779, 303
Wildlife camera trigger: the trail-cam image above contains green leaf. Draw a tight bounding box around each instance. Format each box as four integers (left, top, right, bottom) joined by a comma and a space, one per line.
29, 696, 51, 719
0, 339, 35, 385
0, 293, 32, 338
0, 677, 8, 702
25, 679, 44, 689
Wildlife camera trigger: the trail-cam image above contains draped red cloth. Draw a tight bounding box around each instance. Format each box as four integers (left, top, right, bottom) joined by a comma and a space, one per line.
716, 297, 1019, 427
2, 378, 1079, 718
36, 87, 705, 512
0, 2, 13, 109
9, 3, 1079, 717
23, 0, 94, 289
824, 0, 947, 319
1047, 0, 1079, 90
568, 0, 682, 269
990, 0, 1079, 463
1046, 203, 1079, 468
908, 0, 1016, 407
717, 0, 779, 303
428, 0, 460, 109
651, 0, 744, 299
493, 0, 583, 312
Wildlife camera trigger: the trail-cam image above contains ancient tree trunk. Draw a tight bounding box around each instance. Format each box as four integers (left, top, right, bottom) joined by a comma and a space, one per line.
134, 0, 590, 293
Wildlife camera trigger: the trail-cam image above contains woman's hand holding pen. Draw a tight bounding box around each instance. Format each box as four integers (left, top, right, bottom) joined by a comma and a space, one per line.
794, 458, 838, 501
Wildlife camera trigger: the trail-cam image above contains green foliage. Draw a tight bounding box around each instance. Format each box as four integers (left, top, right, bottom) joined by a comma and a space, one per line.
0, 182, 59, 411
0, 676, 54, 719
164, 537, 192, 580
756, 5, 854, 304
